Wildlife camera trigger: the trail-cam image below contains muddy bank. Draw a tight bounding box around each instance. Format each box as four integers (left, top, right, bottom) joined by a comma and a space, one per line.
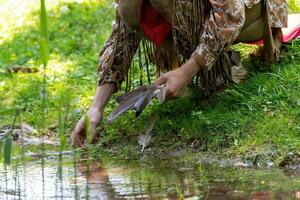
91, 141, 300, 170
1, 123, 299, 169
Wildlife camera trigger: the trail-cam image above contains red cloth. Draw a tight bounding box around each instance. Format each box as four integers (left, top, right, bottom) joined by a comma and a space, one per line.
281, 26, 300, 43
140, 0, 172, 46
140, 1, 300, 46
247, 27, 300, 45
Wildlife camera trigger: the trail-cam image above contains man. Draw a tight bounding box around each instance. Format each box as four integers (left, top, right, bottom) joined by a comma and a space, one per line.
72, 0, 287, 147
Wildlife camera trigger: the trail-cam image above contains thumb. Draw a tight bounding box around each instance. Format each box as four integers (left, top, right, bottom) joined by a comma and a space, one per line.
155, 74, 167, 85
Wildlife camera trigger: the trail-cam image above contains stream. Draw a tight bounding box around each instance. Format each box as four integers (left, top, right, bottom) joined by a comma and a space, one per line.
0, 149, 299, 200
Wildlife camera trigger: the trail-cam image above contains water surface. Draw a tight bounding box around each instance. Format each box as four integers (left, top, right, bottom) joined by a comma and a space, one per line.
0, 153, 299, 200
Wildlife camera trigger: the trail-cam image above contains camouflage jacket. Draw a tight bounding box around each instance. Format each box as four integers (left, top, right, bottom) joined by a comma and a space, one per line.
98, 0, 287, 91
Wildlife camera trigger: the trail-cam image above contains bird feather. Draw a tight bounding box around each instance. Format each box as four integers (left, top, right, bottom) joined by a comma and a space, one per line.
108, 84, 165, 123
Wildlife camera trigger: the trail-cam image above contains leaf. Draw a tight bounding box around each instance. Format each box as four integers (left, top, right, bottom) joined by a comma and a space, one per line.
3, 111, 18, 166
84, 115, 93, 145
3, 136, 12, 166
39, 0, 49, 67
39, 38, 49, 67
0, 141, 3, 160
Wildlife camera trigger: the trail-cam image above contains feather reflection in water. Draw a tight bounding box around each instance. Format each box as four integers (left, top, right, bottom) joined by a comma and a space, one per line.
108, 84, 165, 123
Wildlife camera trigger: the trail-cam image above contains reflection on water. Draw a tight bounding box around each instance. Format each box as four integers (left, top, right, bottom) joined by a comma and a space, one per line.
0, 155, 300, 200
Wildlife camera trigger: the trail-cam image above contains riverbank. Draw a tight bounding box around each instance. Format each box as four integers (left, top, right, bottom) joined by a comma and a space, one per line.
0, 0, 299, 168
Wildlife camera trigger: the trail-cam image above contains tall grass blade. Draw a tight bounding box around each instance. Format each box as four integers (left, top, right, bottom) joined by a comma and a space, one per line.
0, 141, 3, 161
3, 111, 18, 166
58, 110, 67, 151
3, 136, 12, 166
40, 0, 49, 67
39, 2, 49, 198
84, 115, 94, 145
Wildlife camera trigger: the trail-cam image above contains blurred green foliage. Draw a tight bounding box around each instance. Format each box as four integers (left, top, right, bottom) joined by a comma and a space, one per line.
289, 0, 300, 13
0, 0, 114, 133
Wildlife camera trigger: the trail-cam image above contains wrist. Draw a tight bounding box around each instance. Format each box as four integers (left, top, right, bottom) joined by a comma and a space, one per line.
89, 106, 103, 113
179, 58, 201, 80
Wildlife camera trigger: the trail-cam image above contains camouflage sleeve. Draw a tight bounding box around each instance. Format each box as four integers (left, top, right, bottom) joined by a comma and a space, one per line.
267, 0, 287, 28
98, 3, 141, 91
242, 0, 287, 28
191, 0, 246, 70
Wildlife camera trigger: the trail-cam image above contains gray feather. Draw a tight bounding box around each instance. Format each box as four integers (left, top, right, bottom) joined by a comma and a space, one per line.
108, 84, 165, 123
138, 118, 156, 153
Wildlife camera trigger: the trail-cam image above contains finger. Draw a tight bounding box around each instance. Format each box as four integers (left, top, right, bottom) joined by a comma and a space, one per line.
164, 83, 179, 101
75, 135, 86, 148
79, 137, 87, 149
73, 120, 85, 136
71, 132, 81, 147
71, 134, 80, 147
71, 126, 82, 146
88, 120, 102, 143
155, 74, 167, 85
71, 128, 86, 148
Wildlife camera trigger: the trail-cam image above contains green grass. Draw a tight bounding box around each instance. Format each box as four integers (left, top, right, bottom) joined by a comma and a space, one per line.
0, 0, 299, 166
0, 0, 114, 132
99, 40, 300, 167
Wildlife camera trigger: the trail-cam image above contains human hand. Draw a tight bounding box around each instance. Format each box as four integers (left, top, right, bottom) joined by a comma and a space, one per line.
155, 68, 190, 99
155, 58, 200, 99
71, 107, 103, 148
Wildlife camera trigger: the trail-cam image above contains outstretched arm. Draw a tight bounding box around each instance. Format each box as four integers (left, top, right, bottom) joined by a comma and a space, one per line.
72, 1, 141, 147
71, 83, 114, 147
